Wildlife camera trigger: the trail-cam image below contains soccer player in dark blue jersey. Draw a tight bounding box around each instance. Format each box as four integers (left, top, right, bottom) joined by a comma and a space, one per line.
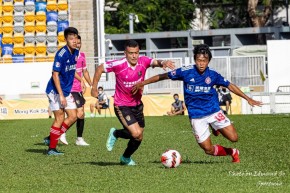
132, 44, 263, 163
44, 27, 80, 155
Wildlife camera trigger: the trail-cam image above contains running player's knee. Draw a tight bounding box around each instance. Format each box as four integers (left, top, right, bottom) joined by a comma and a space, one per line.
131, 131, 143, 141
229, 134, 238, 142
77, 111, 84, 119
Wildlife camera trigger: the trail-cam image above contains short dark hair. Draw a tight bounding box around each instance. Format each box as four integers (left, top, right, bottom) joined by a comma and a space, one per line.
173, 93, 179, 98
98, 86, 103, 90
77, 35, 81, 40
124, 40, 139, 49
64, 27, 78, 39
193, 44, 212, 61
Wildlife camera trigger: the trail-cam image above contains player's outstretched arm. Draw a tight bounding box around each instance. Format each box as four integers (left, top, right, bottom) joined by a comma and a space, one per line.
152, 59, 175, 70
228, 83, 263, 107
91, 64, 105, 98
131, 73, 169, 95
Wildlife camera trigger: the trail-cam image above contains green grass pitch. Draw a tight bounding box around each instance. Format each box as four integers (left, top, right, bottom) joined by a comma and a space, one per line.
0, 115, 289, 192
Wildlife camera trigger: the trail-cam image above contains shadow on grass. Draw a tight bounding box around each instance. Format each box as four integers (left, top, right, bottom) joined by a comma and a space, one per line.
151, 160, 221, 164
34, 143, 66, 146
25, 148, 47, 155
82, 161, 121, 166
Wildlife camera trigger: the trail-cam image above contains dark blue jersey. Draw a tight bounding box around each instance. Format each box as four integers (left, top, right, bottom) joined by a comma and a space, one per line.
46, 46, 79, 97
168, 65, 230, 118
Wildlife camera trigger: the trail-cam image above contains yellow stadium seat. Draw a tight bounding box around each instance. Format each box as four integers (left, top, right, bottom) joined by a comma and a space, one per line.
2, 23, 13, 34
24, 12, 35, 23
35, 21, 47, 33
58, 0, 68, 11
24, 43, 35, 55
2, 13, 13, 24
35, 11, 46, 22
2, 34, 13, 44
13, 43, 24, 55
2, 2, 14, 13
46, 0, 57, 12
35, 42, 47, 55
57, 31, 65, 43
35, 43, 47, 62
24, 21, 35, 33
13, 33, 24, 44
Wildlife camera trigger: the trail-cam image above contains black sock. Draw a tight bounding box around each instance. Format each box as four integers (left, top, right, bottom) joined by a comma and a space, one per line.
123, 139, 142, 158
76, 118, 84, 137
114, 129, 132, 139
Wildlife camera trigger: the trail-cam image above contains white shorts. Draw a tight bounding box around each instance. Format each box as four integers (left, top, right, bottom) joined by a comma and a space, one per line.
190, 110, 231, 143
47, 92, 77, 111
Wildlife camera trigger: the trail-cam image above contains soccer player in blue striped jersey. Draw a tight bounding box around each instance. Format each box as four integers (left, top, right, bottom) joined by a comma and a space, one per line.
132, 44, 263, 163
44, 27, 80, 155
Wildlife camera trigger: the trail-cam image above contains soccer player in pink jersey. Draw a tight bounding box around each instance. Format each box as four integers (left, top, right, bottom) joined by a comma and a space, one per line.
91, 40, 175, 165
60, 35, 93, 146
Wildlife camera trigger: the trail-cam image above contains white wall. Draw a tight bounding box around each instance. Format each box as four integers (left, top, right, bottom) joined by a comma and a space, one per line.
0, 62, 52, 98
267, 40, 290, 92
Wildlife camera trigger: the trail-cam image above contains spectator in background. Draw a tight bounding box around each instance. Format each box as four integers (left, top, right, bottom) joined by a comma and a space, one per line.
90, 86, 108, 117
0, 96, 3, 104
217, 86, 232, 115
167, 93, 186, 116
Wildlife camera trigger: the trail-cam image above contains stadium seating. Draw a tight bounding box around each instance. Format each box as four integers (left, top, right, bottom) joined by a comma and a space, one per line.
2, 33, 13, 44
0, 0, 70, 61
13, 43, 24, 55
35, 32, 46, 43
13, 32, 24, 44
46, 0, 57, 12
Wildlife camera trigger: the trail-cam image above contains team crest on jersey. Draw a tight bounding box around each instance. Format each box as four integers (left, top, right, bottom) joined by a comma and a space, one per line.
205, 77, 211, 84
126, 115, 131, 121
171, 70, 176, 76
55, 62, 60, 67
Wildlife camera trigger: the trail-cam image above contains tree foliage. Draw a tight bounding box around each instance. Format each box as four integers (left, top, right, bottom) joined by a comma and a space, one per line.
104, 0, 196, 34
195, 0, 286, 29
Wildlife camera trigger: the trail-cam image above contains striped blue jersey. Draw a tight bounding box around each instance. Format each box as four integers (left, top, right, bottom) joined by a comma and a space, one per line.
46, 46, 79, 97
168, 65, 230, 118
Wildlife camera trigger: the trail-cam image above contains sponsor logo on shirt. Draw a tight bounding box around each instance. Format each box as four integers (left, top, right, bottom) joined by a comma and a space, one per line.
65, 64, 76, 72
181, 65, 193, 71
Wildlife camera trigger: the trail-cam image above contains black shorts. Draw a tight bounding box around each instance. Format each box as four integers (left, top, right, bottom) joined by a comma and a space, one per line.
101, 104, 109, 109
71, 92, 86, 108
114, 103, 145, 129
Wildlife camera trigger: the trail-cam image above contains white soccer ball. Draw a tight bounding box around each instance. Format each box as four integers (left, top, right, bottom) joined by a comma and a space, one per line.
161, 149, 182, 168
